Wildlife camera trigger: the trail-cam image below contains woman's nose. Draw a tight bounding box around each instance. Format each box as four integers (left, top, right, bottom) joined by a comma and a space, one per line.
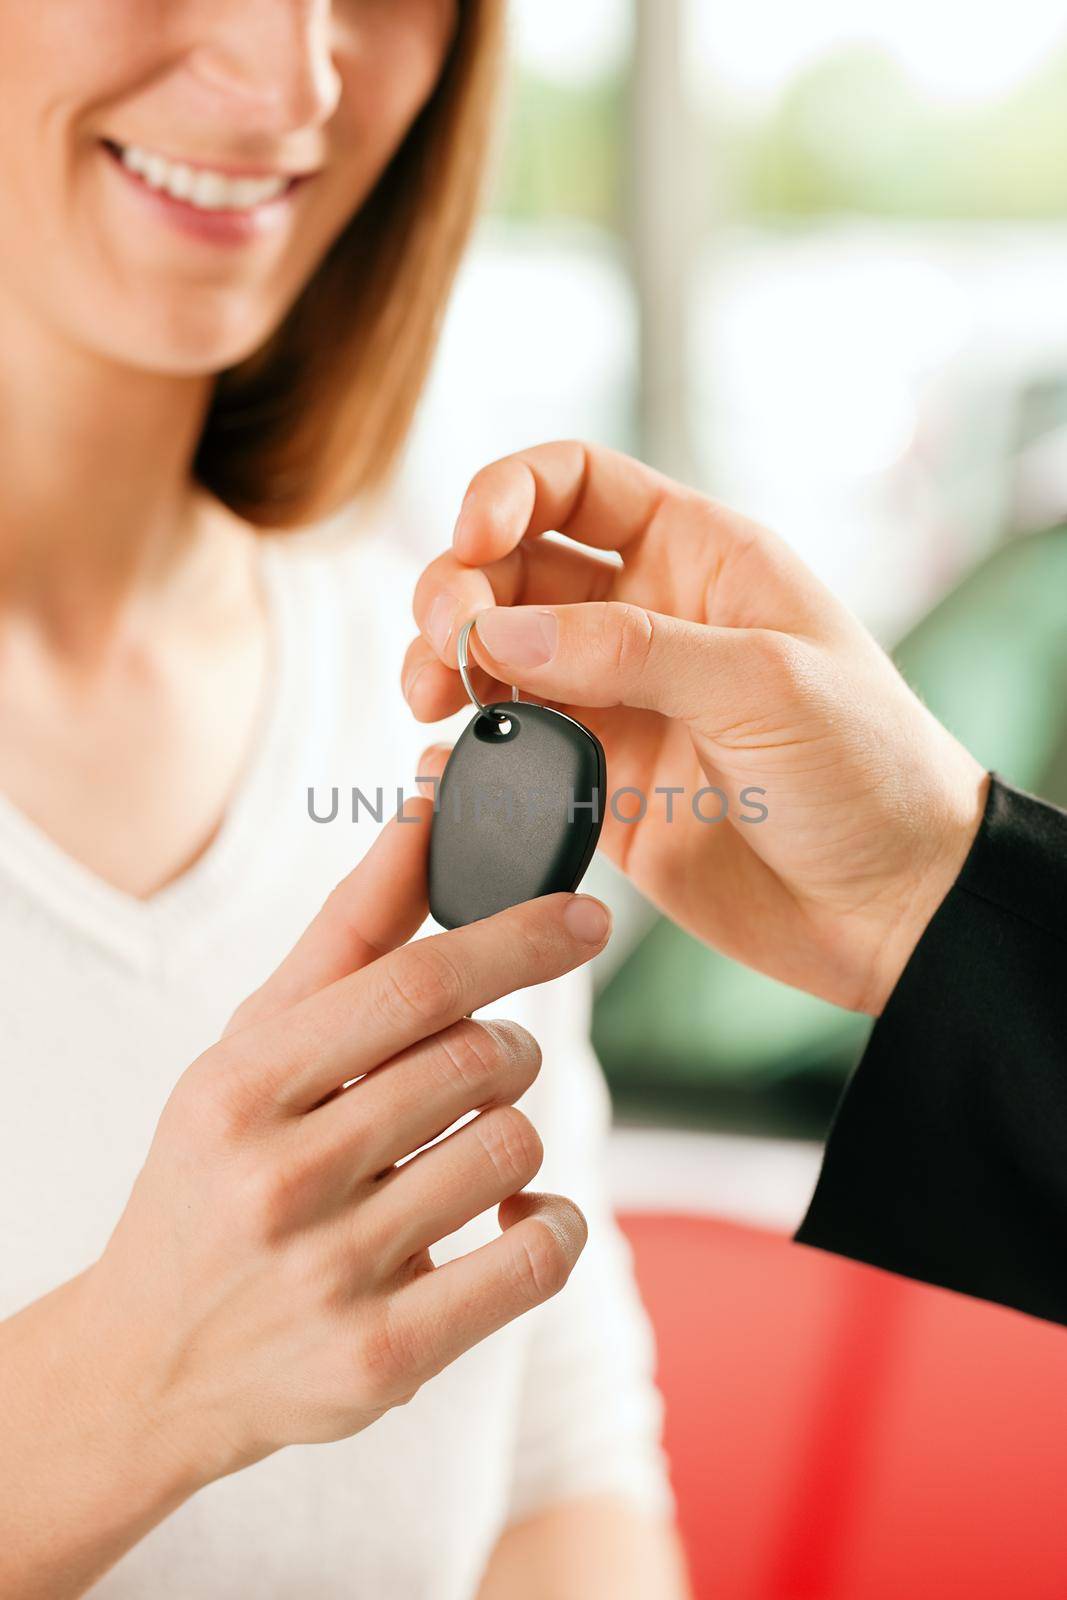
188, 0, 342, 134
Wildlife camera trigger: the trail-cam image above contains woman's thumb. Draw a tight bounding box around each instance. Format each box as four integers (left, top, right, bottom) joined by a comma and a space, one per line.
223, 796, 433, 1036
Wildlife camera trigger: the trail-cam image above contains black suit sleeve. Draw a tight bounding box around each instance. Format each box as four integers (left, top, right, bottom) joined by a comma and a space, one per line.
795, 774, 1067, 1325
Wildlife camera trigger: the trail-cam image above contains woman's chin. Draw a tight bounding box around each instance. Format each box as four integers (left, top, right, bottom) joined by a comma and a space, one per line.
86, 300, 284, 379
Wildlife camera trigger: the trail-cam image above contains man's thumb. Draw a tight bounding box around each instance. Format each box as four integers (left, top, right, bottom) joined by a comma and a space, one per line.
473, 602, 757, 730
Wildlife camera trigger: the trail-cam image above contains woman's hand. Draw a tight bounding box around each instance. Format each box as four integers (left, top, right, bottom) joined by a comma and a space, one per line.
403, 441, 988, 1016
92, 803, 604, 1478
0, 801, 608, 1600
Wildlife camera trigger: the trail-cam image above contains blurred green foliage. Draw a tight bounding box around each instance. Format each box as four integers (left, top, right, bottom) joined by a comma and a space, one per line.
494, 46, 1067, 228
735, 43, 1067, 218
491, 71, 626, 229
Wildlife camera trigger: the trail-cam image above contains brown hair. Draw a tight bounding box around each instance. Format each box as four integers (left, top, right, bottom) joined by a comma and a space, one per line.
194, 0, 506, 530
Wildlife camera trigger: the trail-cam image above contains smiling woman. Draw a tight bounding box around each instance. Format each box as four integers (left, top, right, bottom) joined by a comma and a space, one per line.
0, 4, 684, 1600
0, 0, 500, 522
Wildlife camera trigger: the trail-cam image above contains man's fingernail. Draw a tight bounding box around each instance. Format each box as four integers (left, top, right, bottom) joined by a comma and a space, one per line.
562, 895, 612, 944
452, 490, 474, 544
476, 608, 558, 669
417, 744, 451, 778
426, 593, 458, 658
403, 661, 431, 702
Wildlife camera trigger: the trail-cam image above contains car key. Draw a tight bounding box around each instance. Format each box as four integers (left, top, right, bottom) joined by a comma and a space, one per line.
428, 619, 606, 929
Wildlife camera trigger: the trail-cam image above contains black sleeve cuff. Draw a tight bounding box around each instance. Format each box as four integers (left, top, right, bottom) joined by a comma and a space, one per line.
795, 774, 1067, 1325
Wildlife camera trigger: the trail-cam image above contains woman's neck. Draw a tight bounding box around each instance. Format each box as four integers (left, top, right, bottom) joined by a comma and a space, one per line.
0, 296, 271, 899
0, 291, 224, 656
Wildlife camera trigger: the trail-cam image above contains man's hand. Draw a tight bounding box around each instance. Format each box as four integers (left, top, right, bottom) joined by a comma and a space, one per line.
404, 441, 987, 1015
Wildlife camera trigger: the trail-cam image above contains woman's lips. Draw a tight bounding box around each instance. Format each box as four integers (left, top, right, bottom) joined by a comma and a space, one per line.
99, 139, 307, 246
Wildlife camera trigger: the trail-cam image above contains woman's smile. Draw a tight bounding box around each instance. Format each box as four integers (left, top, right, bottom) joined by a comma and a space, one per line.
99, 136, 315, 246
0, 0, 460, 370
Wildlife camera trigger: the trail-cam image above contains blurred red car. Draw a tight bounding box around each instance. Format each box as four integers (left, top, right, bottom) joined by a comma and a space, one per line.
620, 1212, 1067, 1600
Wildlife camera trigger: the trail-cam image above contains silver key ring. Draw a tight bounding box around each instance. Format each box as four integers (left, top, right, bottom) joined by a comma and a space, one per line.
457, 618, 519, 718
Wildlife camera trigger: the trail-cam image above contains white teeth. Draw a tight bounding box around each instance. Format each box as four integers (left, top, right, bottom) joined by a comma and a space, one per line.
115, 143, 289, 211
143, 153, 168, 189
166, 164, 195, 202
189, 170, 229, 210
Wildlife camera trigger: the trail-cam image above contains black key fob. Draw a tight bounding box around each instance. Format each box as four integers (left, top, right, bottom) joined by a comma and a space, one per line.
428, 699, 606, 929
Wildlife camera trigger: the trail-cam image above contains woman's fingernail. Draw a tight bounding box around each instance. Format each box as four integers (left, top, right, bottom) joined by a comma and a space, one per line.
426, 593, 458, 658
563, 895, 612, 945
476, 608, 558, 669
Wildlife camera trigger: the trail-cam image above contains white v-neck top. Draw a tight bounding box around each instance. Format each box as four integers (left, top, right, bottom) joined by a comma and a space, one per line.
0, 530, 670, 1600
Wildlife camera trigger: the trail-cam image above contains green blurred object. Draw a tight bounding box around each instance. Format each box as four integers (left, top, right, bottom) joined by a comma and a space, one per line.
492, 71, 626, 232
893, 524, 1067, 797
721, 42, 1067, 221
593, 525, 1067, 1132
